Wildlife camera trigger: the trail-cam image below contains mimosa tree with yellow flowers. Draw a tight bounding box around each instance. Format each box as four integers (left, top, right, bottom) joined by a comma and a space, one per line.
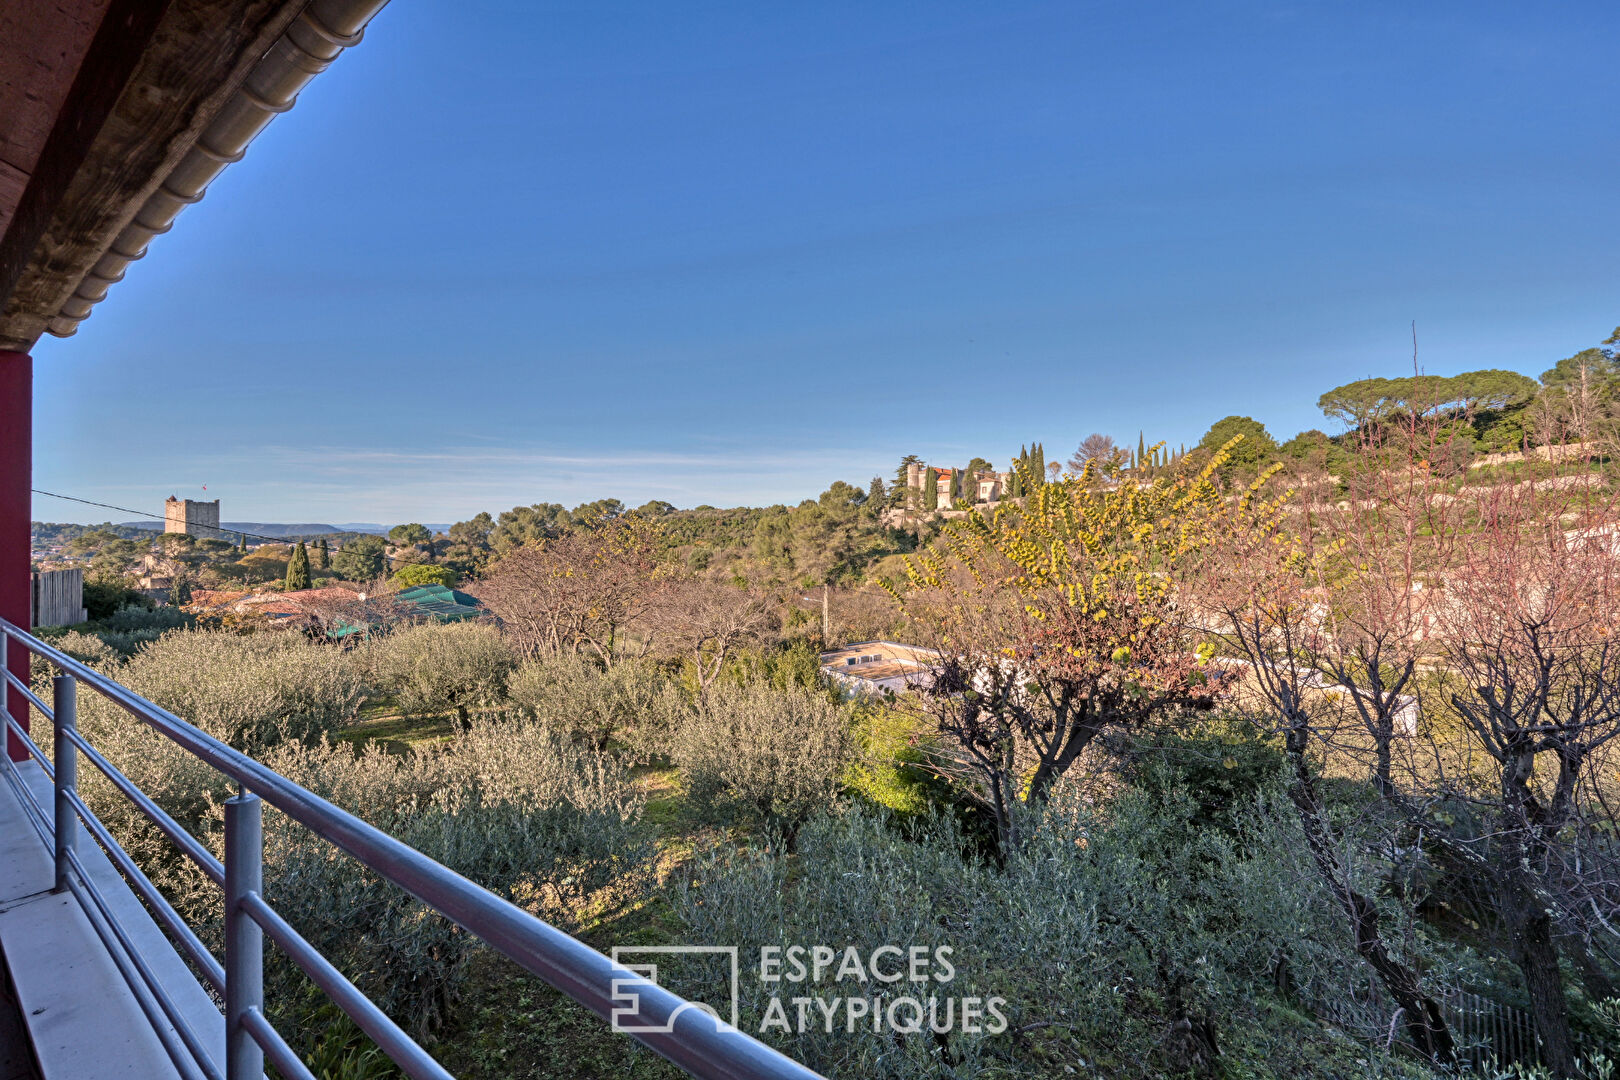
893, 443, 1249, 853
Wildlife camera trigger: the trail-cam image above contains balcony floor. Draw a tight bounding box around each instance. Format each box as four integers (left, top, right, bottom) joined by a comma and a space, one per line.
0, 759, 222, 1079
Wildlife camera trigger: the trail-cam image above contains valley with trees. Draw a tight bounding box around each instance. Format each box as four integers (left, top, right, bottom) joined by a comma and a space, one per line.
23, 324, 1620, 1079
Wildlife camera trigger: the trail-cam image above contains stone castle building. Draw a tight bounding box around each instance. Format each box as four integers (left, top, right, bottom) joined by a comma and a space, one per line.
904, 462, 1011, 505
164, 495, 221, 538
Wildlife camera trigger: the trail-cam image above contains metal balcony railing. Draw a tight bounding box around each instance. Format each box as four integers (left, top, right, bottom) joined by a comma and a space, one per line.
0, 617, 821, 1080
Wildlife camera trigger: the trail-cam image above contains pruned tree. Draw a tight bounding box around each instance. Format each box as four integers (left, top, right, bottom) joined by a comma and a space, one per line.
1198, 416, 1277, 478
1423, 477, 1620, 1074
645, 577, 777, 693
1195, 449, 1459, 1064
388, 523, 432, 547
1199, 410, 1620, 1074
473, 515, 663, 666
332, 535, 387, 580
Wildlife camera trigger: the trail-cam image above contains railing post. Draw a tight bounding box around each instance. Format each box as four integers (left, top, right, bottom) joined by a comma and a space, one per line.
0, 631, 8, 764
224, 791, 264, 1080
52, 673, 75, 893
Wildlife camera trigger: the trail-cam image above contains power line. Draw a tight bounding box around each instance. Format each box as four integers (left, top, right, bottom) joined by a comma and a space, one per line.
30, 489, 400, 561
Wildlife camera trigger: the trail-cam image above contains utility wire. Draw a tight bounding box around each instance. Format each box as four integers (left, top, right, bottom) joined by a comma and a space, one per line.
31, 489, 400, 562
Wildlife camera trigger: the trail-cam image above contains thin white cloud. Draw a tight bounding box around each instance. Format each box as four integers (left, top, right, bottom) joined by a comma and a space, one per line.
142, 441, 905, 523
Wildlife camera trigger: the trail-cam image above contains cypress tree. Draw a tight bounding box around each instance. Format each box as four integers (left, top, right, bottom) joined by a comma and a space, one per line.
923, 467, 939, 510
168, 574, 191, 606
285, 541, 312, 591
1137, 431, 1147, 465
314, 538, 330, 570
237, 532, 247, 554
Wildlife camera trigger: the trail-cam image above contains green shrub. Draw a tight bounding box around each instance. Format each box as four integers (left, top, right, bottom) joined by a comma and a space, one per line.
671, 784, 1445, 1080
258, 719, 651, 1037
669, 679, 853, 840
100, 604, 191, 633
844, 700, 950, 817
506, 652, 677, 752
361, 621, 514, 719
50, 630, 123, 668
712, 638, 825, 693
25, 630, 369, 966
115, 629, 364, 747
82, 580, 148, 621
1120, 722, 1291, 840
391, 563, 458, 588
90, 627, 174, 659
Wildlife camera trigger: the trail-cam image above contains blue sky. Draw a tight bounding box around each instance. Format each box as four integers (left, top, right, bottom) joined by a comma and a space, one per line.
32, 0, 1620, 526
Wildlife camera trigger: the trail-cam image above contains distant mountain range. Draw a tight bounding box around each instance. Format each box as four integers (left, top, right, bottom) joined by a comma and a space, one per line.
117, 521, 453, 538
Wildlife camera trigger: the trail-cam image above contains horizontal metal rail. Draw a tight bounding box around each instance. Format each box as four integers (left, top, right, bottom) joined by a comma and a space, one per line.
62, 844, 222, 1080
61, 725, 225, 886
64, 787, 227, 993
240, 891, 452, 1080
0, 617, 822, 1080
3, 712, 52, 779
3, 668, 52, 721
0, 750, 51, 849
0, 751, 213, 1080
239, 1007, 315, 1080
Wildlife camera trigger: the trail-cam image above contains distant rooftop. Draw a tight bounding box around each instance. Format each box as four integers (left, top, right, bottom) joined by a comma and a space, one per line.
818, 640, 941, 695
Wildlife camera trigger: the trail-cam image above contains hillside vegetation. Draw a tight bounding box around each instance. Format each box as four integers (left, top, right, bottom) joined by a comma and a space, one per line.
24, 324, 1620, 1079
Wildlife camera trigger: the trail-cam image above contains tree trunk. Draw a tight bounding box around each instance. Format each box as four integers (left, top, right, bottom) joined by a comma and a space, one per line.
1284, 737, 1455, 1063
1501, 878, 1576, 1076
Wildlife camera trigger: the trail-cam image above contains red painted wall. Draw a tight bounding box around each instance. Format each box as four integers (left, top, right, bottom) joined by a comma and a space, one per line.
0, 350, 30, 760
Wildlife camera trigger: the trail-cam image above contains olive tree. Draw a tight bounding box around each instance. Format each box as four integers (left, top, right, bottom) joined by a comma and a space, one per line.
670, 680, 854, 844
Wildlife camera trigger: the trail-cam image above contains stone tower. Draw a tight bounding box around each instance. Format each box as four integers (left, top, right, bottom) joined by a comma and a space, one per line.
164, 495, 220, 538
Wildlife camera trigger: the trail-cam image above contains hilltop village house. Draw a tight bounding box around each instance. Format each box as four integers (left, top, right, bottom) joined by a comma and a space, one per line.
904, 461, 1012, 506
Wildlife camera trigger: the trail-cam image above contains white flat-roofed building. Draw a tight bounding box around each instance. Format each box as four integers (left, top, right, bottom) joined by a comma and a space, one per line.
818, 640, 942, 696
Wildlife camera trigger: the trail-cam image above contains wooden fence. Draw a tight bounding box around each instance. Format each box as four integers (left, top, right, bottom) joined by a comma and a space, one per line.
32, 567, 86, 628
1442, 987, 1543, 1071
